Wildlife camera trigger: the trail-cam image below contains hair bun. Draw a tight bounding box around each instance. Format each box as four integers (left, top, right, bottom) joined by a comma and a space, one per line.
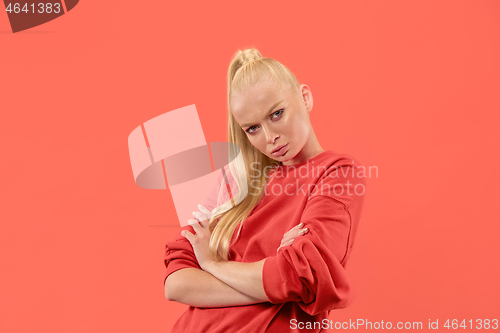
238, 48, 263, 66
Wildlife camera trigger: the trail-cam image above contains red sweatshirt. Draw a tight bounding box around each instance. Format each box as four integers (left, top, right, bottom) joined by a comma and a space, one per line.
163, 150, 366, 332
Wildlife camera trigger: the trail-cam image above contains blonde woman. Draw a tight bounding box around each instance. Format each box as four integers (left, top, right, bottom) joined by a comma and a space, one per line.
163, 48, 366, 332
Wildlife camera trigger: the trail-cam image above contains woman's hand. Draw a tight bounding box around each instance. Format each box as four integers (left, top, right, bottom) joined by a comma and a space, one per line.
181, 204, 215, 271
276, 222, 309, 253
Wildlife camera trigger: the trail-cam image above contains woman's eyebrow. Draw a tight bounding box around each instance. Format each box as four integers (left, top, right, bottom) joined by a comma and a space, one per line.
242, 99, 284, 128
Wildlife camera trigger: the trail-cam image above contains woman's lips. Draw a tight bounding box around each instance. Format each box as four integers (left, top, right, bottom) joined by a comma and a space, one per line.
272, 143, 289, 157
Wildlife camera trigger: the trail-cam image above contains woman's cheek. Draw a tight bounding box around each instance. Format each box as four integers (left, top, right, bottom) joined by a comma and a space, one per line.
293, 120, 310, 144
249, 135, 264, 152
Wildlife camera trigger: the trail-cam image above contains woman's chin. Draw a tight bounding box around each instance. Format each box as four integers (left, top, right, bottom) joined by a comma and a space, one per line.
279, 150, 295, 163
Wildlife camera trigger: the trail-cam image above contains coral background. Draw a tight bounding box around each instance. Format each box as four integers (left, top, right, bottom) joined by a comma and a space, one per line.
1, 0, 499, 331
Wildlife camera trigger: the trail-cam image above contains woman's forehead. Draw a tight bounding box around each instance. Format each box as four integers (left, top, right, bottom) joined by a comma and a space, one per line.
231, 82, 291, 109
231, 93, 283, 118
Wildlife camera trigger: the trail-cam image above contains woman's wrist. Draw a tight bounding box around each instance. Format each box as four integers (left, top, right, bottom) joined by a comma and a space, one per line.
201, 258, 217, 274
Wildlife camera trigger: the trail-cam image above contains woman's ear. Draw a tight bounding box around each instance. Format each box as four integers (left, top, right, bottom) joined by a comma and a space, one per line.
299, 84, 313, 113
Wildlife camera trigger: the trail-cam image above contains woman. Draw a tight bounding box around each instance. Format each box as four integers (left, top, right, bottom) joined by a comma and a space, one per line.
163, 48, 366, 332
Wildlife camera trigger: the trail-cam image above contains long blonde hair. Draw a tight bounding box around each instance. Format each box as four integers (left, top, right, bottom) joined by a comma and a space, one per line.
208, 48, 302, 261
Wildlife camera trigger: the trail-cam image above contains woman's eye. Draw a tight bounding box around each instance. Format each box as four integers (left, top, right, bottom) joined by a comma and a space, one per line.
272, 109, 284, 119
245, 109, 284, 135
246, 126, 258, 134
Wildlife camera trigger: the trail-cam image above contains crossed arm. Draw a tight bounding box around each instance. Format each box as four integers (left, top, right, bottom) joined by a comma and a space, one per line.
164, 218, 307, 308
164, 260, 267, 307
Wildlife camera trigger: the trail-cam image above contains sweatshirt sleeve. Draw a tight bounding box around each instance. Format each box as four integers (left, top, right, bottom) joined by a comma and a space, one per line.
163, 224, 201, 286
262, 164, 366, 316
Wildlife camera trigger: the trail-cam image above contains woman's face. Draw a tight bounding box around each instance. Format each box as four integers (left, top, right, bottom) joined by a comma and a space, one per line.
230, 80, 316, 166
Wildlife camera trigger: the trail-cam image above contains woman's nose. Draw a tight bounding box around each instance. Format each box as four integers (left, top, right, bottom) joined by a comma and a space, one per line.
263, 127, 279, 144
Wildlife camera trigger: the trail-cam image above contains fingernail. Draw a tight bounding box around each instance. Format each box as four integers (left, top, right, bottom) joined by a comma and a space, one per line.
298, 222, 304, 228
289, 239, 294, 243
